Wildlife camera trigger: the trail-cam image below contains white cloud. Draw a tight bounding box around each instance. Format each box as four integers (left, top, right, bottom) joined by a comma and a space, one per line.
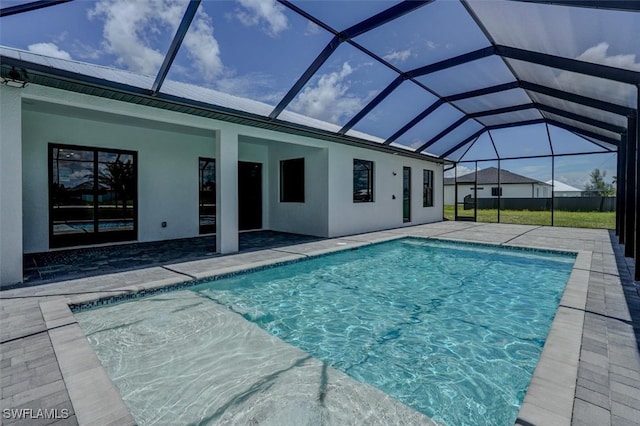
577, 42, 640, 71
183, 11, 223, 80
554, 42, 640, 107
305, 21, 321, 36
426, 41, 438, 50
445, 164, 478, 178
289, 62, 364, 124
89, 0, 222, 78
235, 0, 288, 36
216, 72, 283, 104
89, 0, 165, 75
27, 42, 72, 60
383, 49, 411, 63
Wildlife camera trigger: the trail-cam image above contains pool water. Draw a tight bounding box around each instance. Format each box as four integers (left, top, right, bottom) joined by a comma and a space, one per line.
76, 238, 575, 425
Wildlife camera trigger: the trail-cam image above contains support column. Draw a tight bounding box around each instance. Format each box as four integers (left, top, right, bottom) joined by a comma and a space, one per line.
625, 115, 636, 258
616, 131, 626, 238
0, 86, 24, 286
635, 85, 640, 281
215, 128, 239, 254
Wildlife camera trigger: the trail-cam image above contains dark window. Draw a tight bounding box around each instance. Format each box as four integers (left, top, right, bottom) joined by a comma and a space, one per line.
353, 159, 374, 202
49, 144, 137, 248
199, 158, 216, 234
423, 169, 434, 207
491, 187, 502, 196
280, 158, 305, 202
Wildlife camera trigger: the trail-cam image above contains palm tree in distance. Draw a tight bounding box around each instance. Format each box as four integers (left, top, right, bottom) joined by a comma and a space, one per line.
98, 159, 134, 215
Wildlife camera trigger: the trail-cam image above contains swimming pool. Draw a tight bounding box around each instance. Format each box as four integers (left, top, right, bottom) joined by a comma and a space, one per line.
75, 238, 575, 425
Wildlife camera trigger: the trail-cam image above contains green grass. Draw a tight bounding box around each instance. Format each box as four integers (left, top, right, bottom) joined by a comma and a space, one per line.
443, 205, 615, 229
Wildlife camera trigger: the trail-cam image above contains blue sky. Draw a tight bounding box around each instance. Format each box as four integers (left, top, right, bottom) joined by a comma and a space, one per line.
1, 0, 635, 188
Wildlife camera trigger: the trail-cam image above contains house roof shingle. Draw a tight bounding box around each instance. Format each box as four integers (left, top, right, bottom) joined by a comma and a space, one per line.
444, 167, 549, 186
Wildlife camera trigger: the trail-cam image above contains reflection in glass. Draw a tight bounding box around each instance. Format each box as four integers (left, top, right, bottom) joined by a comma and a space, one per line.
97, 153, 135, 233
423, 169, 434, 207
353, 159, 374, 203
199, 158, 216, 234
51, 148, 95, 236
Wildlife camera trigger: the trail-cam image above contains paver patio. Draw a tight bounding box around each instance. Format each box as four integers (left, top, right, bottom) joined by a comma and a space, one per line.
1, 222, 638, 425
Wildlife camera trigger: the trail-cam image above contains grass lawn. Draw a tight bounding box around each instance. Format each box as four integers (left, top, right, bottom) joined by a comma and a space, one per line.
443, 205, 615, 229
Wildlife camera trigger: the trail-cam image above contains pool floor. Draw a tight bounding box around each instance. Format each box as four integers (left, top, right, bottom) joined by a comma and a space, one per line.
76, 238, 575, 425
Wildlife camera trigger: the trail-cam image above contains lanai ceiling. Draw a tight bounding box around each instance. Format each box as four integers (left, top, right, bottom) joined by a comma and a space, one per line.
1, 0, 639, 162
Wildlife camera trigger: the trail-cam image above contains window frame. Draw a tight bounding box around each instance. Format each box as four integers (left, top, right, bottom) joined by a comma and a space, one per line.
49, 143, 137, 248
353, 159, 374, 203
199, 157, 216, 235
279, 157, 305, 203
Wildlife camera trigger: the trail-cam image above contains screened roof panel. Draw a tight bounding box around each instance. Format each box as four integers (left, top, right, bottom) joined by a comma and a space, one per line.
427, 120, 484, 158
417, 55, 517, 97
507, 58, 637, 108
164, 1, 333, 107
542, 112, 622, 142
526, 91, 628, 129
0, 0, 180, 78
547, 125, 610, 155
454, 133, 497, 162
574, 135, 617, 152
452, 88, 533, 114
490, 124, 553, 158
2, 0, 636, 164
289, 0, 400, 32
348, 81, 438, 140
282, 42, 398, 126
395, 103, 465, 150
467, 0, 640, 72
354, 0, 491, 71
476, 109, 543, 128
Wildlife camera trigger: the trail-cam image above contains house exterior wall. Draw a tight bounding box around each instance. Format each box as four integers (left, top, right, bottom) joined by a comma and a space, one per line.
328, 147, 442, 237
22, 108, 216, 253
10, 83, 442, 270
267, 142, 329, 237
444, 183, 550, 205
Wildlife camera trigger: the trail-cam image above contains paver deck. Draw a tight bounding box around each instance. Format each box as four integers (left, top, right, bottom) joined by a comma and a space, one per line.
1, 222, 639, 425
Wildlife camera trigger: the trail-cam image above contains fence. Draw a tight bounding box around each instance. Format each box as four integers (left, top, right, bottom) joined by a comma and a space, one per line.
466, 196, 615, 212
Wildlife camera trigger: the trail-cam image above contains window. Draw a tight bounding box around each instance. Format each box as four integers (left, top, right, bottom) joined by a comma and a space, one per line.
280, 158, 305, 202
423, 169, 434, 207
199, 158, 215, 234
353, 159, 374, 202
49, 144, 137, 248
491, 187, 502, 196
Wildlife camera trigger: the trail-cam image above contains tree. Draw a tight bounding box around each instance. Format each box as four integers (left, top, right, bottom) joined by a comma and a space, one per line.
584, 168, 615, 196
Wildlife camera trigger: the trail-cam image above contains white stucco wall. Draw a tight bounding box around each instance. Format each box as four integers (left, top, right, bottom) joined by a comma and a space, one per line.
22, 108, 216, 253
16, 83, 443, 258
1, 87, 23, 285
267, 142, 329, 237
328, 146, 442, 238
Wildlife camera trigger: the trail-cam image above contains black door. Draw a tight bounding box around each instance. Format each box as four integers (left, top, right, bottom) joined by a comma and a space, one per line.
238, 161, 262, 231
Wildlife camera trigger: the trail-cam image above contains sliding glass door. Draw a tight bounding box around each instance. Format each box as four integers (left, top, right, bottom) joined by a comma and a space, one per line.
49, 144, 137, 248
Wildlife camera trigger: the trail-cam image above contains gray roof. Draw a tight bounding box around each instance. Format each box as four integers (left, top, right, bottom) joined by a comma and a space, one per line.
444, 167, 549, 185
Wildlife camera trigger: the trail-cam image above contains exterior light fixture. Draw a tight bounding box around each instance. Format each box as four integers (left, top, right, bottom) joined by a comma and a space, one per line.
1, 67, 29, 88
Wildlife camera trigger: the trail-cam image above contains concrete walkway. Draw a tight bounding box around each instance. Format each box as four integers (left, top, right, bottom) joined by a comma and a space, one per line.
1, 222, 638, 425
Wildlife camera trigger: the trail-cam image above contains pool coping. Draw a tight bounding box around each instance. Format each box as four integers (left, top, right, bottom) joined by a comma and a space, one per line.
39, 233, 589, 425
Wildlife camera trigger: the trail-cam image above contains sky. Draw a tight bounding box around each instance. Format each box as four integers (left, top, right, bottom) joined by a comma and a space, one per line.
0, 0, 636, 188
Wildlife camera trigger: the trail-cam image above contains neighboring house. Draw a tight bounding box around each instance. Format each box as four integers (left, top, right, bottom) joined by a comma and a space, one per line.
545, 180, 583, 197
444, 167, 551, 205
